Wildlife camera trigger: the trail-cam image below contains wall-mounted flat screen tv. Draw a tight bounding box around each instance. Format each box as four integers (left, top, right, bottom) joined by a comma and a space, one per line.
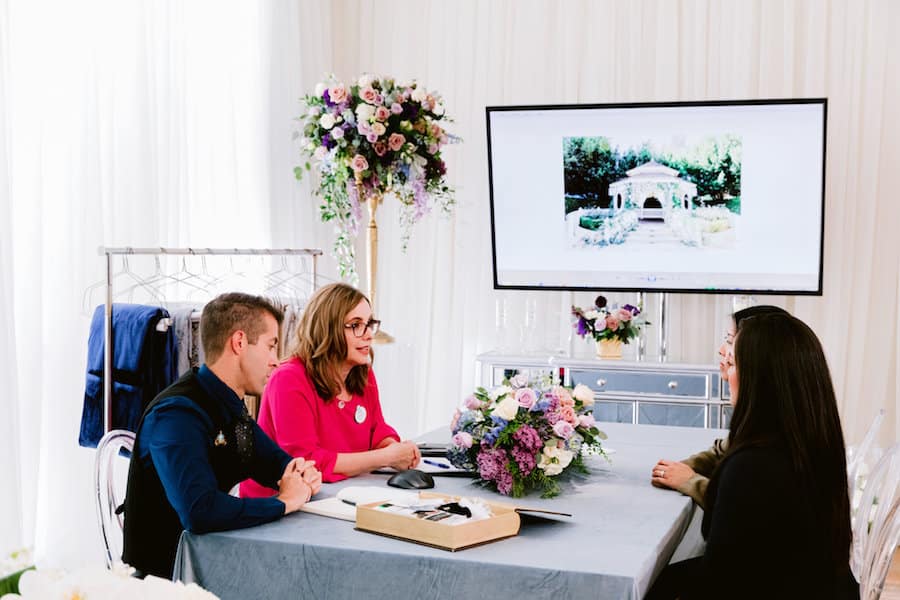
486, 99, 826, 294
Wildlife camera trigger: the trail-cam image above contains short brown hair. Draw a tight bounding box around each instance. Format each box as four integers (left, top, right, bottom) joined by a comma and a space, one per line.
292, 283, 370, 400
201, 293, 284, 364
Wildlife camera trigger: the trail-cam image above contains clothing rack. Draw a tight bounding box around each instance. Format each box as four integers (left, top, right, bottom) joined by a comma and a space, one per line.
98, 247, 323, 434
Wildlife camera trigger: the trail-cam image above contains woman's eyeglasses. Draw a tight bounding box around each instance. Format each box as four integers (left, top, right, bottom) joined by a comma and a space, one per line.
344, 319, 381, 338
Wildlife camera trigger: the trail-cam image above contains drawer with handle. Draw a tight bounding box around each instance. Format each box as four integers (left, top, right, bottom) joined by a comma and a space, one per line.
569, 368, 710, 399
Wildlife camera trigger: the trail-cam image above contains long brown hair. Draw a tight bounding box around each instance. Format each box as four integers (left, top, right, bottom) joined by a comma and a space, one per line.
706, 313, 851, 578
292, 283, 371, 401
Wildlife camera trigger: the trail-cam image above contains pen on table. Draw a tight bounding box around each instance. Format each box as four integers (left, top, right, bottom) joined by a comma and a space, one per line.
423, 459, 451, 469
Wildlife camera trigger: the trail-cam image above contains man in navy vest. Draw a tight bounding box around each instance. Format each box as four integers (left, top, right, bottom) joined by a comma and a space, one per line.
122, 292, 321, 578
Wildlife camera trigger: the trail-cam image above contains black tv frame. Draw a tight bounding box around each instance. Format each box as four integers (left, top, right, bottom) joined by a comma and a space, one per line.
485, 98, 827, 295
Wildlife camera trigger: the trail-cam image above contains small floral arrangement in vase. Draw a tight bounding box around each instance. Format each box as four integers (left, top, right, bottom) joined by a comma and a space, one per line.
572, 295, 649, 359
447, 374, 608, 498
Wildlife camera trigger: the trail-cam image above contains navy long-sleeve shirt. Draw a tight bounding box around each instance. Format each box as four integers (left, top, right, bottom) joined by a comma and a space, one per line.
137, 365, 291, 533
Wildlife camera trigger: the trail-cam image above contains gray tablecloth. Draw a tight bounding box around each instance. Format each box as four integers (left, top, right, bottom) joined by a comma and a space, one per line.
174, 423, 725, 600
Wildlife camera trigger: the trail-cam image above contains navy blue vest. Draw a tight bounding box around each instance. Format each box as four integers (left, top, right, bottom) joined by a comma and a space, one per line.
121, 369, 254, 578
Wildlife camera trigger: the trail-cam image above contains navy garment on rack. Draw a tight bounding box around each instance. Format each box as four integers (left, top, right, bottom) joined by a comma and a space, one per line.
79, 304, 178, 448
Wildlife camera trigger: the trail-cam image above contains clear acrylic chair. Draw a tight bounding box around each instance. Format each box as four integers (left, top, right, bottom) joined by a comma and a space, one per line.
849, 409, 886, 505
94, 429, 135, 569
855, 443, 900, 599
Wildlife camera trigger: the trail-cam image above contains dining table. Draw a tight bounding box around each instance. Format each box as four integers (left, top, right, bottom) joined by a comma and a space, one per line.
173, 422, 725, 600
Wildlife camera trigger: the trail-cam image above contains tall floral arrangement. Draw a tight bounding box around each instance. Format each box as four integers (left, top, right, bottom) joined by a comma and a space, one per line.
295, 74, 456, 282
447, 375, 608, 498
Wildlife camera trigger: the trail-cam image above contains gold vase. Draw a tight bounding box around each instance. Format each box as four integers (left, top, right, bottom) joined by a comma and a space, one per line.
596, 338, 623, 360
360, 180, 394, 344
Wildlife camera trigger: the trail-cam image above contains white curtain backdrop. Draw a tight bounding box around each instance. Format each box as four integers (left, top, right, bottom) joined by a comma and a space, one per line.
305, 0, 900, 448
0, 0, 328, 563
0, 0, 23, 557
1, 0, 897, 568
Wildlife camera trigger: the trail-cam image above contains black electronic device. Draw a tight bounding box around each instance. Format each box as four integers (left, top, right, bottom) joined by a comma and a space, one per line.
387, 469, 435, 490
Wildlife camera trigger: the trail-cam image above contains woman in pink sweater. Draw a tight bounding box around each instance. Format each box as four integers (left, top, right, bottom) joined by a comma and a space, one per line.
240, 283, 420, 496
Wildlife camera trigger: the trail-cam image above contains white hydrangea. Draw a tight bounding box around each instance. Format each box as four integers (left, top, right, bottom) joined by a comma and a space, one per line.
3, 565, 219, 600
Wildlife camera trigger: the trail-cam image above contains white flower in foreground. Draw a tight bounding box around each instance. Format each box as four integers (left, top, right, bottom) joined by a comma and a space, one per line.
493, 395, 520, 421
6, 566, 219, 600
537, 441, 574, 476
572, 384, 595, 406
488, 385, 512, 402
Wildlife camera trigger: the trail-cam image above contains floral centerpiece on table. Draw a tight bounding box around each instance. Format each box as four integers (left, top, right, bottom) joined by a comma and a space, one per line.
294, 74, 457, 283
572, 295, 649, 344
447, 374, 608, 498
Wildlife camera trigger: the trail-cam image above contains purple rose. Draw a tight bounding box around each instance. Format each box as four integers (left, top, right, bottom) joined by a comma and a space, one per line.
515, 387, 537, 409
463, 395, 483, 410
553, 421, 575, 439
452, 431, 473, 449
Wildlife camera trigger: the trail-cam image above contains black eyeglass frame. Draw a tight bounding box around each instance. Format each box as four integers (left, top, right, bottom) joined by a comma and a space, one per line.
344, 319, 381, 338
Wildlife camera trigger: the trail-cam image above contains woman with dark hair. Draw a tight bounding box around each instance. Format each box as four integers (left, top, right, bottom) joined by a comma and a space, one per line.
240, 283, 419, 494
651, 304, 788, 506
648, 313, 857, 599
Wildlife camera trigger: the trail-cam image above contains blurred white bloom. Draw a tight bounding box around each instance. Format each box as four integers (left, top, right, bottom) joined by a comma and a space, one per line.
5, 566, 219, 600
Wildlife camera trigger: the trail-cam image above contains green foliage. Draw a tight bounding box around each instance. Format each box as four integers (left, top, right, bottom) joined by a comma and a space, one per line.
563, 134, 742, 214
563, 137, 616, 210
0, 567, 34, 595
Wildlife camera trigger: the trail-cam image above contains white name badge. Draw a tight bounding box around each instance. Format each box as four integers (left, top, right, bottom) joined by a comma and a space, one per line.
354, 405, 367, 424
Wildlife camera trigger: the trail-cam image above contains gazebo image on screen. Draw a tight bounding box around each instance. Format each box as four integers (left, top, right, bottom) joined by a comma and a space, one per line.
562, 135, 742, 250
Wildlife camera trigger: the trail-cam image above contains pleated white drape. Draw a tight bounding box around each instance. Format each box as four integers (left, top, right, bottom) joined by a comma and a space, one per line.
301, 0, 900, 448
0, 0, 328, 563
0, 0, 23, 557
1, 0, 897, 567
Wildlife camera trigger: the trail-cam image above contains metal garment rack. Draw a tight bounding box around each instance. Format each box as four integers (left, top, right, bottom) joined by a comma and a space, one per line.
99, 247, 322, 433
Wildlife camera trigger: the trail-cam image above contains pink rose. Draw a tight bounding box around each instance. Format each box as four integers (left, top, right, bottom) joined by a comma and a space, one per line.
464, 395, 483, 410
553, 386, 574, 407
430, 123, 442, 137
606, 315, 620, 331
552, 421, 575, 439
360, 85, 378, 104
374, 106, 391, 121
327, 84, 347, 104
350, 154, 369, 173
373, 141, 387, 157
390, 102, 404, 114
559, 406, 577, 424
514, 387, 537, 409
388, 133, 406, 152
427, 143, 438, 155
452, 431, 473, 449
616, 308, 632, 322
357, 121, 371, 135
579, 414, 596, 428
366, 131, 379, 143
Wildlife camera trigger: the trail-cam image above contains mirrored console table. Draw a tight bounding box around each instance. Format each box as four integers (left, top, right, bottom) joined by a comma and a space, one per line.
475, 352, 733, 429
